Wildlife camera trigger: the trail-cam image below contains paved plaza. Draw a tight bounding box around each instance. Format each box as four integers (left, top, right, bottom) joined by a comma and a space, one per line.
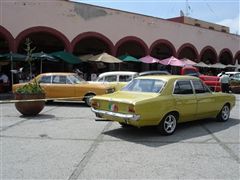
0, 95, 239, 179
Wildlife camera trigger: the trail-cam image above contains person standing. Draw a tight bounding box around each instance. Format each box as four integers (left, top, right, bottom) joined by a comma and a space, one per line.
219, 71, 230, 93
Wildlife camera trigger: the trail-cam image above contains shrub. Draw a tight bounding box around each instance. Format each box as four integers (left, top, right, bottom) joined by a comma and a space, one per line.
16, 79, 44, 94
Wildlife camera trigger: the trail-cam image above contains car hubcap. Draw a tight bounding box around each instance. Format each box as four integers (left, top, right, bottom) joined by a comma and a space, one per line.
222, 106, 230, 121
164, 115, 176, 133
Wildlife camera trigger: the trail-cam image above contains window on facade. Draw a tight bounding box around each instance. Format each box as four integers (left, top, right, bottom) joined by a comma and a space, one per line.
209, 26, 215, 30
221, 29, 227, 33
173, 80, 193, 94
195, 23, 201, 27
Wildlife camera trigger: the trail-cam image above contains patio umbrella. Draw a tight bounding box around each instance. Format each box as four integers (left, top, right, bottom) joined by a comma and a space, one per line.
51, 51, 82, 64
180, 58, 196, 66
0, 52, 27, 85
32, 52, 57, 73
118, 55, 140, 63
159, 56, 185, 67
88, 52, 122, 63
79, 54, 94, 62
209, 63, 226, 69
193, 62, 210, 68
139, 55, 160, 63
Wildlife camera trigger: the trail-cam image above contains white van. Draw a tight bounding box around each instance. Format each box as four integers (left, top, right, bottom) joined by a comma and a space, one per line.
94, 71, 138, 90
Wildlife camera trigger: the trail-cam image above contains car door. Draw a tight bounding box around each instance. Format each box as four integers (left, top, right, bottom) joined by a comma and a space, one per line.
50, 75, 75, 99
173, 80, 197, 122
191, 79, 217, 119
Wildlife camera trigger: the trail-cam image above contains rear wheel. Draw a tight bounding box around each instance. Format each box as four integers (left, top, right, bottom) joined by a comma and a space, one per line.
217, 104, 230, 122
157, 113, 177, 135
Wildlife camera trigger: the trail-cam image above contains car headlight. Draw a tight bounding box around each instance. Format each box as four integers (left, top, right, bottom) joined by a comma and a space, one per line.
106, 88, 115, 94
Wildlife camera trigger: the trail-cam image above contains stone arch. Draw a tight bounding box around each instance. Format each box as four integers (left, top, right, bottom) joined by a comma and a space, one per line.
71, 32, 114, 55
15, 26, 71, 53
219, 48, 233, 65
177, 43, 199, 62
0, 26, 14, 53
115, 36, 148, 58
150, 39, 176, 59
200, 46, 218, 64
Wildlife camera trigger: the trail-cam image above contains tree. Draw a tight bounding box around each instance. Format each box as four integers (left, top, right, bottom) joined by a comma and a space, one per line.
24, 38, 36, 79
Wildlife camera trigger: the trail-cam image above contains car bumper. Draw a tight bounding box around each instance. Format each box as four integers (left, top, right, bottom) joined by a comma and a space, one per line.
91, 108, 140, 121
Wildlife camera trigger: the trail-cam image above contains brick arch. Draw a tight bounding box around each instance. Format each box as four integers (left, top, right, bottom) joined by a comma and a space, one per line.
115, 36, 148, 57
71, 32, 114, 55
219, 48, 233, 65
200, 46, 218, 64
177, 43, 199, 61
234, 51, 240, 64
150, 39, 176, 57
0, 26, 14, 52
15, 26, 71, 52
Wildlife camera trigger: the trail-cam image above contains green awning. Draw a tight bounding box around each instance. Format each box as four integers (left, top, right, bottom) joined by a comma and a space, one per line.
118, 55, 140, 62
50, 51, 82, 64
0, 53, 26, 61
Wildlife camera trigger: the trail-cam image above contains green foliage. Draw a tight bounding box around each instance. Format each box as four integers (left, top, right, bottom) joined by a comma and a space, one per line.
16, 79, 44, 94
24, 38, 36, 78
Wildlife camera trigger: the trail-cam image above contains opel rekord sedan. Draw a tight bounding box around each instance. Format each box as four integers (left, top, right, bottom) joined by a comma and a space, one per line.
91, 75, 235, 135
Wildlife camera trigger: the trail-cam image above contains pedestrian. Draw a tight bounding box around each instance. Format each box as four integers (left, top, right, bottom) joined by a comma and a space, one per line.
219, 71, 230, 93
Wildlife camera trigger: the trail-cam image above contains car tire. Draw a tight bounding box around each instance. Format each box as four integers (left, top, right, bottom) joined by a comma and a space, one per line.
84, 93, 95, 106
217, 104, 230, 122
157, 113, 178, 135
119, 122, 130, 128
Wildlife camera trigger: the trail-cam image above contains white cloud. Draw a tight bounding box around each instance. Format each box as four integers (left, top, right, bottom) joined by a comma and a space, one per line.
217, 16, 240, 35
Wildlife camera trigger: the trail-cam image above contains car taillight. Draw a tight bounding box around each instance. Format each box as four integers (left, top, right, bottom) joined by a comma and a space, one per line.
128, 105, 135, 113
91, 101, 100, 108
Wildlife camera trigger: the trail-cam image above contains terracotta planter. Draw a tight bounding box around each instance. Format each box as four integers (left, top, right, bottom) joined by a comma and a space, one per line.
230, 86, 240, 94
15, 93, 45, 116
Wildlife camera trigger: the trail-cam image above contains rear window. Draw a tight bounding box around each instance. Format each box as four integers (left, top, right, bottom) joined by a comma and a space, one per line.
122, 79, 165, 93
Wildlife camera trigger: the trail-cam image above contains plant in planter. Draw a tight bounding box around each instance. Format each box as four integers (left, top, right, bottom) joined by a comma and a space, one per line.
230, 80, 240, 94
14, 79, 45, 116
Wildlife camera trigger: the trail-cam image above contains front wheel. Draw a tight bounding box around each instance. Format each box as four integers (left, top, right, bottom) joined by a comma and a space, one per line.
84, 94, 95, 106
157, 113, 178, 135
217, 104, 230, 122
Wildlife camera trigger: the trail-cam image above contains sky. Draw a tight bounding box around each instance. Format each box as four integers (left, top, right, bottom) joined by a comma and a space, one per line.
72, 0, 240, 35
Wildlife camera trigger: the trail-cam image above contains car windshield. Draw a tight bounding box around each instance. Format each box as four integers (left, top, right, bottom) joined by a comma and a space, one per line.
122, 78, 165, 93
68, 74, 85, 84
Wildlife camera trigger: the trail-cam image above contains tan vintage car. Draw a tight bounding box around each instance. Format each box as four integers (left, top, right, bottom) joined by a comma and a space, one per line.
91, 75, 236, 135
12, 72, 115, 106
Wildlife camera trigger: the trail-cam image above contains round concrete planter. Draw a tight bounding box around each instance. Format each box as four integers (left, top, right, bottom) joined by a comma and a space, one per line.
14, 93, 45, 116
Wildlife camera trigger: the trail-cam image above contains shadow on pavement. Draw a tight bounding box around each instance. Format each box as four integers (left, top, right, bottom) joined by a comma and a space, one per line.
103, 118, 239, 147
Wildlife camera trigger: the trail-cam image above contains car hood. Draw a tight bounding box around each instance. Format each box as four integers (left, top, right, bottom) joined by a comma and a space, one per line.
93, 90, 158, 104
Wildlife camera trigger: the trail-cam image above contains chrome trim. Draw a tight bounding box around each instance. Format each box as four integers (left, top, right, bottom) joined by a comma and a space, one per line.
91, 108, 140, 121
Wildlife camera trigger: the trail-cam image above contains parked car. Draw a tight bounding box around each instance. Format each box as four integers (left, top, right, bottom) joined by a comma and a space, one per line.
93, 71, 138, 90
139, 70, 170, 76
218, 71, 240, 81
12, 72, 115, 106
91, 75, 235, 135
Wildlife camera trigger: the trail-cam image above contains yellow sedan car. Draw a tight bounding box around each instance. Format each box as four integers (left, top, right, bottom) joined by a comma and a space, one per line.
12, 72, 115, 106
91, 75, 236, 135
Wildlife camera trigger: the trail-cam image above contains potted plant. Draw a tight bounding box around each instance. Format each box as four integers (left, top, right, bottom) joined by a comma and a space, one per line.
230, 80, 240, 94
14, 79, 45, 116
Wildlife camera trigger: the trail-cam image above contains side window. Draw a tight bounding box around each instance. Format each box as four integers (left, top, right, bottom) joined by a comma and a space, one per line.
105, 75, 117, 82
52, 75, 67, 84
192, 80, 209, 93
98, 77, 104, 82
119, 75, 132, 82
174, 80, 193, 95
38, 75, 51, 84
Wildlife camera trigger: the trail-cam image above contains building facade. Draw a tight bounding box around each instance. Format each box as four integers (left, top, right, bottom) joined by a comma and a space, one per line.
0, 0, 240, 66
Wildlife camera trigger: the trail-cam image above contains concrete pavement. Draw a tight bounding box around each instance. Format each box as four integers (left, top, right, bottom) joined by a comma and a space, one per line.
0, 95, 239, 179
